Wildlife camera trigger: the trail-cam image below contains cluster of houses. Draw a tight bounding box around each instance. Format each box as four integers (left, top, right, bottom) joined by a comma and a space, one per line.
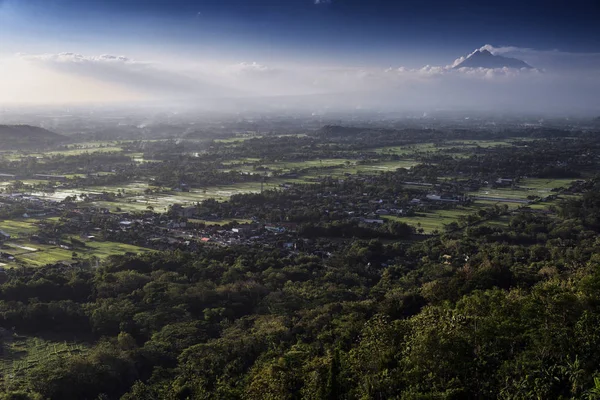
0, 169, 565, 268
53, 203, 300, 251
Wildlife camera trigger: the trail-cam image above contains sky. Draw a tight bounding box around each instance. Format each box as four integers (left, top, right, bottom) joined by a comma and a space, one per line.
0, 0, 599, 112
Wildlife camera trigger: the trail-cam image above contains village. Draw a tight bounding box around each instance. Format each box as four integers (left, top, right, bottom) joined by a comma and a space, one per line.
0, 165, 569, 269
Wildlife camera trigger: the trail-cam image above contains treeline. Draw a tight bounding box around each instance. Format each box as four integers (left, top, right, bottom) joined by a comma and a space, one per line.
299, 220, 414, 240
418, 137, 597, 179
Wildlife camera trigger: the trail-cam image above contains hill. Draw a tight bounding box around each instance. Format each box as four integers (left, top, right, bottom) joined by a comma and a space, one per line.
454, 49, 533, 69
0, 125, 65, 148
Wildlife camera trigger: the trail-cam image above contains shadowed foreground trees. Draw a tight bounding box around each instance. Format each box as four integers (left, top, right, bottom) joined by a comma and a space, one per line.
3, 191, 600, 399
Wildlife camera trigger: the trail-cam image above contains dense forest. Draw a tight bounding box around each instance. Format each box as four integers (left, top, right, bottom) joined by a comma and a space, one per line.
1, 183, 600, 399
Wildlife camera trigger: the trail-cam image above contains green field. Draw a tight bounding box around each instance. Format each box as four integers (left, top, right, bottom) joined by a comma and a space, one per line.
351, 160, 418, 173
444, 139, 515, 148
0, 215, 151, 267
214, 135, 263, 143
225, 157, 419, 177
474, 200, 523, 209
1, 146, 124, 161
374, 142, 438, 155
383, 208, 472, 234
221, 158, 262, 166
13, 245, 74, 266
3, 238, 151, 267
384, 204, 515, 234
44, 147, 124, 156
373, 140, 517, 157
260, 158, 354, 171
0, 140, 577, 242
0, 220, 41, 238
15, 154, 573, 220
385, 176, 573, 234
384, 214, 447, 234
468, 188, 532, 200
519, 178, 576, 190
92, 182, 284, 212
0, 336, 88, 380
78, 240, 152, 258
468, 178, 578, 207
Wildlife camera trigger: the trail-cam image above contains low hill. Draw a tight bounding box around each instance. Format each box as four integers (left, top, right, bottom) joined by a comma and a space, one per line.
0, 125, 65, 148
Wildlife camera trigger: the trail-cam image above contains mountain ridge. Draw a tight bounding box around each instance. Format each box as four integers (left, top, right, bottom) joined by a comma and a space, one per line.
454, 49, 533, 69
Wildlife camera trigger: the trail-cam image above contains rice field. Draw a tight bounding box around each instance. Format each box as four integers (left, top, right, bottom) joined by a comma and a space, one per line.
260, 159, 354, 171
1, 238, 151, 267
373, 139, 518, 157
0, 220, 41, 238
383, 208, 472, 234
468, 188, 532, 200
384, 203, 518, 234
519, 178, 576, 190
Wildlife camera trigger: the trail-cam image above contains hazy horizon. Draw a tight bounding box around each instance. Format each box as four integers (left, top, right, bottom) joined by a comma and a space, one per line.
1, 0, 599, 113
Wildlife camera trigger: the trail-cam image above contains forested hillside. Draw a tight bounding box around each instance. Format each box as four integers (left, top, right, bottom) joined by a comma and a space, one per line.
1, 183, 600, 399
0, 125, 65, 149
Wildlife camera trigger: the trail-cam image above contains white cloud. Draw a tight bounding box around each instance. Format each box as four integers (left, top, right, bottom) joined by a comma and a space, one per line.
478, 44, 533, 54
19, 52, 229, 98
475, 44, 600, 72
3, 45, 599, 112
479, 44, 600, 57
227, 61, 275, 75
19, 50, 549, 100
450, 56, 466, 68
21, 53, 133, 64
380, 61, 540, 83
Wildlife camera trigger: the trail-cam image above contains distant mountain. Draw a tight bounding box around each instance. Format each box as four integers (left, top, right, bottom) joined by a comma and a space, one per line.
0, 125, 65, 148
454, 49, 533, 69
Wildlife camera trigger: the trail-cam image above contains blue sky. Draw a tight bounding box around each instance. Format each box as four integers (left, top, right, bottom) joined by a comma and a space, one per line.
2, 0, 600, 66
0, 0, 599, 110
